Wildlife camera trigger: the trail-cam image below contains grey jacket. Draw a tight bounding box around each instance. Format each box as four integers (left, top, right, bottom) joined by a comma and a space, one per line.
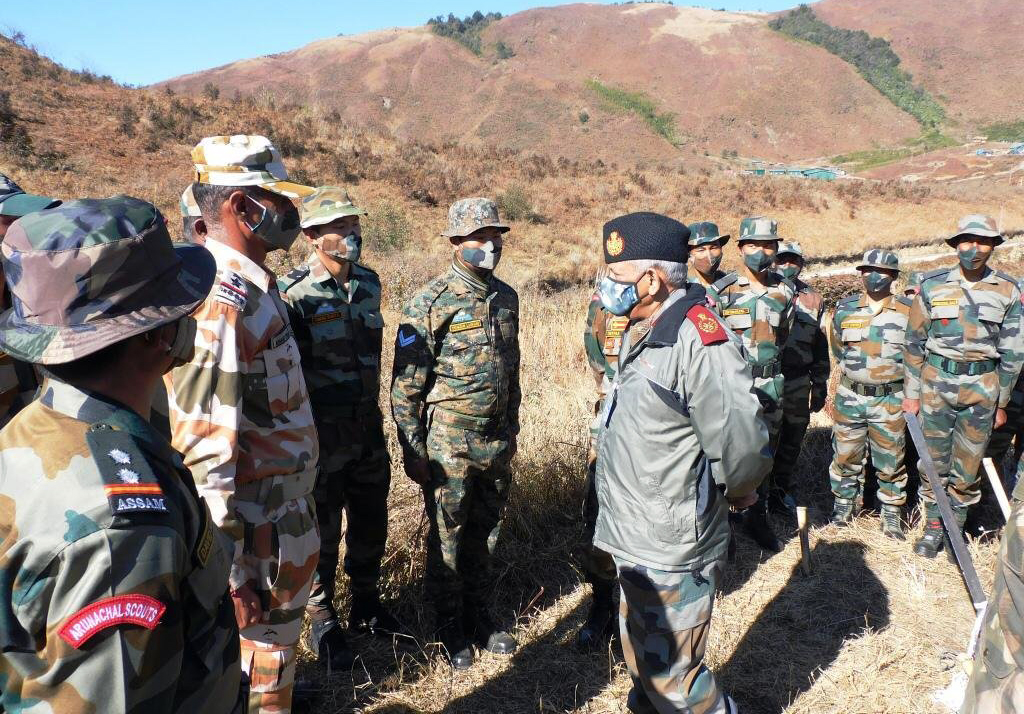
593, 286, 772, 570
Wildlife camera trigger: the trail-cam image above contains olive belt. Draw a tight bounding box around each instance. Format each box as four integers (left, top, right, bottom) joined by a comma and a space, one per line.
840, 375, 903, 397
926, 354, 997, 376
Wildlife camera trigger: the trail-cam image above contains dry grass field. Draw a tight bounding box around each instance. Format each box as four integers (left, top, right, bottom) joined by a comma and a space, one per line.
2, 31, 1021, 714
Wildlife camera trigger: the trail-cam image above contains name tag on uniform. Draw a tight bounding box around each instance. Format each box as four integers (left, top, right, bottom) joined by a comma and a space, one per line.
451, 319, 483, 333
723, 308, 750, 316
605, 316, 629, 339
841, 319, 868, 329
932, 299, 959, 307
310, 311, 343, 325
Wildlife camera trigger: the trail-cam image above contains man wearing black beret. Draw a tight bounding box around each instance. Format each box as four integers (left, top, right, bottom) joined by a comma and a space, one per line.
592, 212, 771, 714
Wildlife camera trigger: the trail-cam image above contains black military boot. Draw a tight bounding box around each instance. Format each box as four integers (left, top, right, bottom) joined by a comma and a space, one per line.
830, 498, 855, 527
914, 504, 945, 558
944, 505, 969, 566
767, 488, 797, 522
880, 505, 905, 540
349, 592, 411, 639
576, 580, 616, 650
464, 602, 517, 655
310, 617, 355, 672
436, 616, 474, 670
742, 501, 782, 553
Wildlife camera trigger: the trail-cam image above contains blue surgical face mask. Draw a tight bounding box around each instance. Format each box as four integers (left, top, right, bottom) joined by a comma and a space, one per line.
598, 275, 642, 317
862, 271, 894, 294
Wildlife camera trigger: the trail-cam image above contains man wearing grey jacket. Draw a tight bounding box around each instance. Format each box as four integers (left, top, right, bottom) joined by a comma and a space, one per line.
593, 212, 771, 714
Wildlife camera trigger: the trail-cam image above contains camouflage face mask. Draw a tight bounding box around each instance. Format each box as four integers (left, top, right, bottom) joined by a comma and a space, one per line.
245, 195, 300, 252
958, 245, 987, 272
317, 230, 362, 263
461, 240, 501, 270
743, 248, 773, 274
693, 252, 722, 276
777, 263, 801, 280
862, 271, 893, 294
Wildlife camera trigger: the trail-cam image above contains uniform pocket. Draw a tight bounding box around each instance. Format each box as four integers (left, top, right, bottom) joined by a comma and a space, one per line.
440, 323, 491, 377
264, 332, 303, 415
725, 312, 753, 330
842, 328, 865, 343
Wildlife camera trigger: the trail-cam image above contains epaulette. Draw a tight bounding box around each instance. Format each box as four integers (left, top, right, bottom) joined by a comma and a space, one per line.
685, 304, 729, 345
895, 295, 914, 308
86, 424, 169, 518
711, 272, 738, 293
921, 267, 950, 283
839, 294, 860, 305
279, 266, 310, 292
993, 269, 1017, 285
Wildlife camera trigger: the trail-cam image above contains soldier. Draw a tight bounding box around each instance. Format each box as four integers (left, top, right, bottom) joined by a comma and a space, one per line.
575, 289, 626, 649
903, 270, 923, 298
827, 250, 912, 537
180, 183, 207, 244
391, 197, 521, 670
687, 221, 729, 291
0, 196, 244, 712
593, 212, 769, 714
166, 135, 321, 711
772, 241, 829, 513
904, 215, 1024, 558
961, 478, 1024, 712
280, 186, 405, 670
708, 216, 795, 553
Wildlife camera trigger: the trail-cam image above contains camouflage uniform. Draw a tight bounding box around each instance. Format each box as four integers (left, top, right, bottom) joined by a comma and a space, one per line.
828, 252, 913, 509
280, 254, 390, 622
168, 136, 320, 712
984, 277, 1024, 476
773, 241, 829, 500
0, 197, 242, 712
390, 200, 520, 624
962, 478, 1024, 712
686, 221, 729, 293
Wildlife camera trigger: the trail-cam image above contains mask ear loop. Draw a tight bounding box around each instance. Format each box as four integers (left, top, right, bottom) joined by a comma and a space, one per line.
243, 194, 268, 233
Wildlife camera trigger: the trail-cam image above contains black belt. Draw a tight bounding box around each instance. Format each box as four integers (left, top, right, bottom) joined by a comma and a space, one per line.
751, 362, 782, 379
926, 354, 998, 376
840, 375, 902, 397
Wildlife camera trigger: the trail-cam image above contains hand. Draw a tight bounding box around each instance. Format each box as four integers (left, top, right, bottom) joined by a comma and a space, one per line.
994, 407, 1008, 430
231, 585, 262, 630
403, 457, 431, 485
902, 398, 920, 416
809, 389, 827, 413
728, 492, 759, 511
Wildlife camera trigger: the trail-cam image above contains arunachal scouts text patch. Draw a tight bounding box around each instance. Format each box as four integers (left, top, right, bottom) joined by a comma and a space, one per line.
59, 594, 165, 648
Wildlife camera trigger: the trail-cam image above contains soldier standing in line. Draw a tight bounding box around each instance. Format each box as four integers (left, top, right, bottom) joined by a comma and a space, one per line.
708, 216, 795, 553
391, 198, 521, 670
280, 187, 406, 670
686, 221, 729, 292
166, 135, 321, 712
771, 241, 829, 514
903, 215, 1024, 558
0, 196, 244, 712
827, 250, 913, 537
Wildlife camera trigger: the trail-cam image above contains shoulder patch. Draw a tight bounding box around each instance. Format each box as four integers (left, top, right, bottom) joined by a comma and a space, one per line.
58, 594, 165, 648
712, 272, 738, 293
215, 270, 248, 310
395, 324, 421, 349
686, 305, 728, 345
86, 425, 168, 516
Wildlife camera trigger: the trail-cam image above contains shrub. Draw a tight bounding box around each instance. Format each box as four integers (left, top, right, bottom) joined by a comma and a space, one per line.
981, 120, 1024, 142
496, 184, 533, 221
364, 200, 411, 252
427, 11, 503, 56
578, 110, 589, 124
585, 79, 679, 145
0, 90, 33, 159
116, 105, 139, 137
495, 40, 515, 60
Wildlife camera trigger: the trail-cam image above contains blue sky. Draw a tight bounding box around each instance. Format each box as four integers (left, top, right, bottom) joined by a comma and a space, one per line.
1, 1, 797, 86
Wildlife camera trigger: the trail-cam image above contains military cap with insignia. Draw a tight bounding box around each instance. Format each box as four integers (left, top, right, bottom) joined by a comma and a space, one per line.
603, 212, 690, 264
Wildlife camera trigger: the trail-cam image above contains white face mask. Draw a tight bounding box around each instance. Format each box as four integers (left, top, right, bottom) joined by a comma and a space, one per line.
461, 240, 502, 270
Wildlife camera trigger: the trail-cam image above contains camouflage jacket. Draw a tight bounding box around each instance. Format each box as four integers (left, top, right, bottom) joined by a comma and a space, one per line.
708, 271, 795, 366
0, 349, 38, 428
279, 255, 385, 421
782, 278, 829, 386
830, 293, 913, 385
688, 267, 727, 294
390, 259, 521, 461
165, 239, 319, 588
583, 291, 630, 401
904, 266, 1024, 405
0, 380, 241, 713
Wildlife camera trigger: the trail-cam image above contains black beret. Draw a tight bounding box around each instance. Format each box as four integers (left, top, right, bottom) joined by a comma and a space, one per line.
603, 212, 690, 264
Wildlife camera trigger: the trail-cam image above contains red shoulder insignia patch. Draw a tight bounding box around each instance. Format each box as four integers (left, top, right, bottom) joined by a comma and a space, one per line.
686, 305, 728, 345
59, 595, 165, 648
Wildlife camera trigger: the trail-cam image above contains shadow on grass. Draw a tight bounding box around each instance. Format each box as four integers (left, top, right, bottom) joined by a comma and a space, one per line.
717, 540, 889, 714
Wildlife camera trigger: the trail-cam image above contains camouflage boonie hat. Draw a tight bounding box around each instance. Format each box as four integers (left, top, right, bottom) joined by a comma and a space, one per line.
776, 241, 804, 259
947, 214, 1003, 246
687, 221, 729, 247
0, 173, 60, 217
0, 196, 216, 365
738, 216, 780, 244
442, 197, 509, 238
856, 249, 899, 272
180, 184, 201, 218
191, 135, 314, 199
300, 186, 367, 229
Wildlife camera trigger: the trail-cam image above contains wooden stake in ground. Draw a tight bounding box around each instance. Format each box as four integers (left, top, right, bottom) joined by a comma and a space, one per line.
982, 457, 1011, 521
797, 506, 811, 576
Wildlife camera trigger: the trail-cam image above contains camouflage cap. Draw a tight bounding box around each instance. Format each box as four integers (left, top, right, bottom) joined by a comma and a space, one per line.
947, 214, 1003, 246
442, 197, 509, 238
856, 249, 900, 273
776, 240, 803, 259
0, 196, 216, 365
191, 135, 314, 199
0, 173, 60, 217
179, 184, 201, 218
299, 186, 367, 229
738, 216, 780, 244
687, 221, 730, 247
904, 270, 924, 293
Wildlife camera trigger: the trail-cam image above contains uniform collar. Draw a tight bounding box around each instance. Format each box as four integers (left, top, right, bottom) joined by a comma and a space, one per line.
205, 238, 273, 292
947, 265, 996, 285
450, 258, 492, 298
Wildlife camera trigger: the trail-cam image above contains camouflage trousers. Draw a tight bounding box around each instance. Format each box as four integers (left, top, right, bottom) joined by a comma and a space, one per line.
614, 557, 727, 714
772, 374, 812, 494
572, 459, 617, 586
753, 373, 784, 498
828, 383, 908, 506
962, 497, 1024, 713
918, 363, 998, 508
237, 494, 320, 714
423, 421, 512, 614
306, 416, 391, 623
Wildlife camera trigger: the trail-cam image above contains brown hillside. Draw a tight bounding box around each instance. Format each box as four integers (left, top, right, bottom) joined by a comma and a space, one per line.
815, 0, 1024, 126
159, 3, 920, 163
